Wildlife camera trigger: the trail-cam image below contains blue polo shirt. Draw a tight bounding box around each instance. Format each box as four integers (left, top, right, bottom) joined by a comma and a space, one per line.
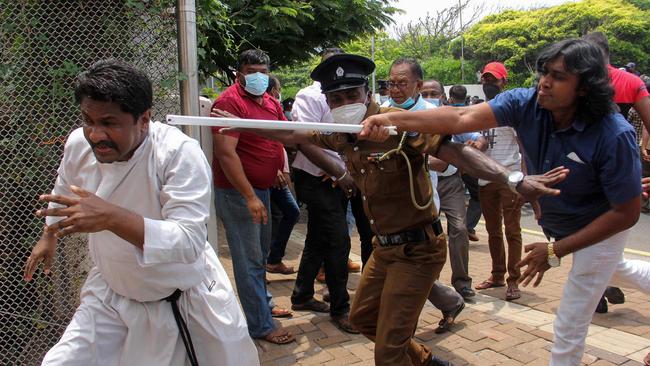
488, 87, 641, 238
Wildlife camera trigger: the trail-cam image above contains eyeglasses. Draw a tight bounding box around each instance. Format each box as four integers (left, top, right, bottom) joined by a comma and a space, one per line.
387, 81, 410, 89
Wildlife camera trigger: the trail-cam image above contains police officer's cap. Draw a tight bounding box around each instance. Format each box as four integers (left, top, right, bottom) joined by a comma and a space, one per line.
311, 54, 375, 94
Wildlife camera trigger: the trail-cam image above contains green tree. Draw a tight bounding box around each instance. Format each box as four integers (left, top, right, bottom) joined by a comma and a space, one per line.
197, 0, 398, 83
463, 0, 650, 87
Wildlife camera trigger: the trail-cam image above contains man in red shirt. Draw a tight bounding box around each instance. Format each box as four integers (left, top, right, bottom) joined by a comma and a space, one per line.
211, 49, 294, 344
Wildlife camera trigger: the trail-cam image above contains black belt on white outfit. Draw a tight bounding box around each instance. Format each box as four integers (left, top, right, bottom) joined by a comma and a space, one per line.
165, 289, 199, 366
376, 218, 444, 247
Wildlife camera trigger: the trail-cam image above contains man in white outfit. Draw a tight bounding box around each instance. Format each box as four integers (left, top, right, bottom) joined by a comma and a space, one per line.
24, 59, 258, 366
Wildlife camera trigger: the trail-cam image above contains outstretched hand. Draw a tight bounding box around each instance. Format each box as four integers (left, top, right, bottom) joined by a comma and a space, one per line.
516, 242, 551, 288
24, 230, 56, 282
211, 107, 238, 119
517, 166, 569, 220
211, 108, 243, 134
359, 114, 394, 142
26, 185, 122, 281
35, 185, 115, 238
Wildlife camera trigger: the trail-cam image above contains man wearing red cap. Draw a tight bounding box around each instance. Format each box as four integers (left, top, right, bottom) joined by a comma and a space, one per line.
473, 63, 526, 302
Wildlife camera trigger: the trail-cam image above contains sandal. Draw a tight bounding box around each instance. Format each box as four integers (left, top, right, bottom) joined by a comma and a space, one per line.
505, 284, 521, 301
261, 327, 295, 344
291, 298, 330, 313
644, 352, 650, 366
271, 307, 293, 318
475, 278, 506, 290
266, 262, 296, 275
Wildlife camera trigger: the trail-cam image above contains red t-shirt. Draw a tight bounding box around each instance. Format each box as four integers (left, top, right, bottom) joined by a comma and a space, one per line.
608, 65, 650, 117
211, 83, 285, 189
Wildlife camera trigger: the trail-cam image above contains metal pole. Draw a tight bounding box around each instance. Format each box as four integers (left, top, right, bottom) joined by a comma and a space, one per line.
459, 0, 465, 83
371, 34, 376, 95
176, 0, 201, 142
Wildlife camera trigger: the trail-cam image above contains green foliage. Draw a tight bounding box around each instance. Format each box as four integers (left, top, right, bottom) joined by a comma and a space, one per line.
200, 87, 220, 100
276, 0, 650, 93
463, 0, 650, 87
196, 0, 398, 82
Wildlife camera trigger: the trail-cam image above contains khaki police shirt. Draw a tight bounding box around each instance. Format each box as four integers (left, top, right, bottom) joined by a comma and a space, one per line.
308, 102, 446, 235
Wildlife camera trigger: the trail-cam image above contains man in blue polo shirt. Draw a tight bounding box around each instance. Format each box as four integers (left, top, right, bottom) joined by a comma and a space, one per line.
360, 38, 642, 366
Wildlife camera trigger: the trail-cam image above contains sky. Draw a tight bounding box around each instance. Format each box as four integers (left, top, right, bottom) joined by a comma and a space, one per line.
390, 0, 576, 34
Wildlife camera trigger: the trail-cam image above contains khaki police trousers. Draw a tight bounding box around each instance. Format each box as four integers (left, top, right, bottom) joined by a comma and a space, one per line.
350, 228, 447, 366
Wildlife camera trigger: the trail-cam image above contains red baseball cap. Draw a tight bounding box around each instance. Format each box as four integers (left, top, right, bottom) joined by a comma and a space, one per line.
481, 62, 508, 81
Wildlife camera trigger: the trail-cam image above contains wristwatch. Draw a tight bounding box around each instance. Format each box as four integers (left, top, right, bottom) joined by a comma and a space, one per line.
507, 171, 525, 192
547, 239, 561, 267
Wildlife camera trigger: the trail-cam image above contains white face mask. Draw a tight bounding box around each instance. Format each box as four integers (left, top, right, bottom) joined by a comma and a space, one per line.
330, 102, 368, 125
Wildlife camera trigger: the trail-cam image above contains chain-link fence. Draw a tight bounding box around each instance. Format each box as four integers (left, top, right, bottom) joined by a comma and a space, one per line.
0, 1, 180, 364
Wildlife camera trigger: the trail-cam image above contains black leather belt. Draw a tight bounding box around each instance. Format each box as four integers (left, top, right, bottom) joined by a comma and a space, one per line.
376, 219, 443, 247
165, 289, 199, 366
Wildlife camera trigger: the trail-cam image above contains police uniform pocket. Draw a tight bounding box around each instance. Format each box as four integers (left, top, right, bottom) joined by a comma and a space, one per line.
376, 156, 400, 173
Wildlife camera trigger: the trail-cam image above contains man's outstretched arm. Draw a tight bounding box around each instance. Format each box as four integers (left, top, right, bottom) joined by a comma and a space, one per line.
437, 141, 568, 219
360, 103, 499, 140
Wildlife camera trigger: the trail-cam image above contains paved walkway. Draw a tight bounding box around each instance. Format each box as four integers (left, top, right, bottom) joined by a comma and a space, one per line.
215, 218, 650, 365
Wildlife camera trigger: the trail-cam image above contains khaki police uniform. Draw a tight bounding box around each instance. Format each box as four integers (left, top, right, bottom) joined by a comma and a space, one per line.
309, 101, 448, 366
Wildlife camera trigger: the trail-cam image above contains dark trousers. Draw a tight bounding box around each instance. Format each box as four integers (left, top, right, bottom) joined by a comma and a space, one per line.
268, 186, 300, 264
461, 174, 481, 232
349, 193, 374, 266
291, 169, 350, 316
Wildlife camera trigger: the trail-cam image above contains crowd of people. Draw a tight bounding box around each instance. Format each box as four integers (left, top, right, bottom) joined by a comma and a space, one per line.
22, 31, 650, 366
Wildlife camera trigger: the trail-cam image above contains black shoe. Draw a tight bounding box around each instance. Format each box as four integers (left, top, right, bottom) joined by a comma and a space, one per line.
604, 286, 625, 304
436, 302, 465, 334
595, 296, 608, 313
292, 298, 330, 313
331, 314, 360, 334
428, 355, 451, 366
458, 287, 475, 299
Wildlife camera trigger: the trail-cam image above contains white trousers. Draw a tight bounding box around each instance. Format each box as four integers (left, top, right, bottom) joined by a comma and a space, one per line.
610, 257, 650, 294
550, 230, 629, 366
42, 249, 259, 366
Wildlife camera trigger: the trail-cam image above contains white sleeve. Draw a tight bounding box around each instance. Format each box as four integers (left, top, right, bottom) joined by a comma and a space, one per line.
141, 140, 211, 264
292, 92, 324, 123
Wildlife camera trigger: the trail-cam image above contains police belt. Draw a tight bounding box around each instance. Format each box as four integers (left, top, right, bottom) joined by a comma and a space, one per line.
376, 218, 443, 247
165, 289, 199, 366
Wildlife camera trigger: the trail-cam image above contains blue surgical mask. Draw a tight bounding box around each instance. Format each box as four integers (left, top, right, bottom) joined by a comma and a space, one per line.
243, 72, 269, 96
423, 98, 440, 107
389, 96, 416, 109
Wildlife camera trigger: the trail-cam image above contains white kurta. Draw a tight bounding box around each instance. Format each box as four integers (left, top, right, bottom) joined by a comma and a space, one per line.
42, 122, 259, 366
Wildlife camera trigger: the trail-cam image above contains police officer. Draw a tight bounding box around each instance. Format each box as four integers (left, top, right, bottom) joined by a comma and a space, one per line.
214, 53, 558, 366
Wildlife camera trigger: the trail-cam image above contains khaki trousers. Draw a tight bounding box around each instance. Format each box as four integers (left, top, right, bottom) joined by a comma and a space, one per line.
478, 182, 523, 284
350, 227, 447, 366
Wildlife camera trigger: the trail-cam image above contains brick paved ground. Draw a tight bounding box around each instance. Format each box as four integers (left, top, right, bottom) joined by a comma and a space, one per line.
216, 214, 650, 365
